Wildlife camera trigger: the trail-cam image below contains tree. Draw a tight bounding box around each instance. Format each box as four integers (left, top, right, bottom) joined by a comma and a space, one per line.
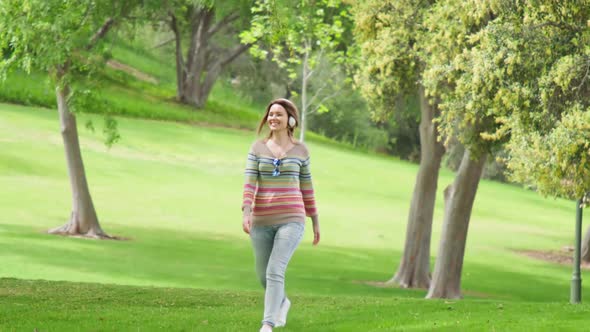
493, 2, 590, 262
420, 0, 502, 298
354, 0, 444, 289
420, 0, 590, 298
242, 0, 349, 141
145, 0, 253, 108
0, 0, 137, 238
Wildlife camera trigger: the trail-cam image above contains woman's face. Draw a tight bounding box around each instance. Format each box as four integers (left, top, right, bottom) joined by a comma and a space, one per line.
267, 104, 288, 132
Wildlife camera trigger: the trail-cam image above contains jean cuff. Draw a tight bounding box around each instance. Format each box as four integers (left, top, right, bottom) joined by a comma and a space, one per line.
262, 321, 275, 327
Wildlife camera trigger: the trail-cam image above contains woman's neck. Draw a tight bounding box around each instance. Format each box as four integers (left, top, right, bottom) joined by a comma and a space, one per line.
269, 131, 292, 146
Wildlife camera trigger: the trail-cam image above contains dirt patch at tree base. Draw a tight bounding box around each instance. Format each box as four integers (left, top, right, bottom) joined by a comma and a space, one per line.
357, 280, 498, 298
514, 247, 590, 269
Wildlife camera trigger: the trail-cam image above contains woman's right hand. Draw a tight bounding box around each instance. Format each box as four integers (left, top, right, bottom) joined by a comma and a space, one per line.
242, 211, 252, 234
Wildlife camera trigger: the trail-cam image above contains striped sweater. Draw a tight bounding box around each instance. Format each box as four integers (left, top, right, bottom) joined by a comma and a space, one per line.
242, 139, 318, 226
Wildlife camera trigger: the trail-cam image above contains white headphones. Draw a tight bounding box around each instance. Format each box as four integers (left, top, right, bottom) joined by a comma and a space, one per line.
288, 116, 296, 128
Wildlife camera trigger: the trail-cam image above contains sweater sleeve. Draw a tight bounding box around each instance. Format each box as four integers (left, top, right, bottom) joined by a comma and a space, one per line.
242, 143, 259, 211
299, 145, 318, 217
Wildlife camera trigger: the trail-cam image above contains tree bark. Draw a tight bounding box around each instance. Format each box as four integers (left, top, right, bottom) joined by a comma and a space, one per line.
581, 225, 590, 263
386, 86, 445, 289
426, 150, 486, 299
299, 46, 310, 142
169, 13, 185, 101
48, 82, 107, 238
180, 7, 212, 106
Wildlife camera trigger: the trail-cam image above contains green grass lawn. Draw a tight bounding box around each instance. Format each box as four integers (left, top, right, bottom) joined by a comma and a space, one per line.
1, 103, 590, 330
3, 278, 589, 332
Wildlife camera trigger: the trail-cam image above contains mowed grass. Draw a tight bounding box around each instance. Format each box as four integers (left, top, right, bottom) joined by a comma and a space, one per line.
1, 103, 590, 331
3, 278, 589, 332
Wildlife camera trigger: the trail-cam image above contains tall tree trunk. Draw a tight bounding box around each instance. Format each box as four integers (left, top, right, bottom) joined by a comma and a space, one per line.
196, 64, 221, 107
299, 47, 309, 142
426, 150, 486, 299
169, 13, 185, 101
386, 86, 445, 289
183, 7, 213, 107
48, 83, 107, 238
581, 225, 590, 263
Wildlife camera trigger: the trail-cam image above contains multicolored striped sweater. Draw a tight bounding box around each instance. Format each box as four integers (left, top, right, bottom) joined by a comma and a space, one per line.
242, 139, 318, 226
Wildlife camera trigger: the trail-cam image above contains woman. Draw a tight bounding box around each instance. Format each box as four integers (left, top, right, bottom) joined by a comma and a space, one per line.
242, 98, 320, 332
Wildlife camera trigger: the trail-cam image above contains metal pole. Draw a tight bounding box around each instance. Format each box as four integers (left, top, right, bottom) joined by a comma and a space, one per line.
571, 198, 583, 304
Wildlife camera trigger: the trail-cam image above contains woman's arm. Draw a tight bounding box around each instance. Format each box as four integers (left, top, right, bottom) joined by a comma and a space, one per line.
299, 155, 318, 217
242, 145, 259, 234
299, 145, 319, 245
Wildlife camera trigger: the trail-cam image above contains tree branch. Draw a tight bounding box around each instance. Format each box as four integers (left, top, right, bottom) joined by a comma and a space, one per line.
219, 43, 252, 69
575, 58, 590, 95
305, 69, 314, 81
86, 17, 115, 51
74, 3, 93, 33
302, 45, 314, 81
529, 20, 580, 33
208, 12, 239, 37
306, 79, 330, 109
310, 90, 341, 114
152, 37, 175, 49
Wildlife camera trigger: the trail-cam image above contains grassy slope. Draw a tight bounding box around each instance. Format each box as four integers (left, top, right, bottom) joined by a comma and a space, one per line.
1, 103, 589, 331
0, 38, 263, 131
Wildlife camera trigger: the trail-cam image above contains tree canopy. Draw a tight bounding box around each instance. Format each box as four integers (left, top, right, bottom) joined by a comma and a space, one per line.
242, 0, 350, 140
424, 1, 590, 200
353, 0, 431, 122
0, 1, 136, 83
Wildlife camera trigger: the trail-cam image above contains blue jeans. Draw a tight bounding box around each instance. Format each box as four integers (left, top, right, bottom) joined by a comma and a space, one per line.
250, 221, 305, 327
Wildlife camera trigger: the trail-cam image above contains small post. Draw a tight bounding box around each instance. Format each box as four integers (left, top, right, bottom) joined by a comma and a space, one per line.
571, 198, 583, 304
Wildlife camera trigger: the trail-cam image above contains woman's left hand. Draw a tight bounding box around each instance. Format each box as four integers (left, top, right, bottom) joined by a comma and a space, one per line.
313, 223, 320, 246
311, 216, 320, 246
